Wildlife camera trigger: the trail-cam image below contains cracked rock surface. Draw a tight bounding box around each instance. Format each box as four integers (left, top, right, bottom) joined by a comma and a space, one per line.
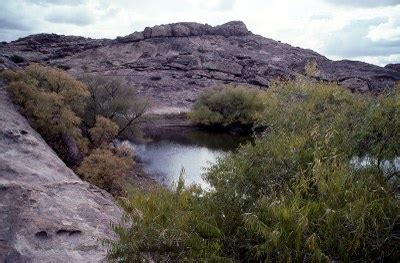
1, 21, 399, 110
0, 82, 124, 262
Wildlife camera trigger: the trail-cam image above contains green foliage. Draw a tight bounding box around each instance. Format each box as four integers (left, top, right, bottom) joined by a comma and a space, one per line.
2, 65, 141, 195
89, 116, 119, 147
80, 75, 148, 137
77, 146, 134, 196
25, 64, 89, 114
354, 85, 400, 168
188, 85, 265, 127
106, 171, 229, 262
5, 67, 89, 162
110, 80, 400, 262
242, 153, 399, 262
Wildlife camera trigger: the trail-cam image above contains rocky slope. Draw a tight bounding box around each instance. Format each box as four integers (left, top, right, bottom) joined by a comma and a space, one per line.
1, 21, 400, 110
0, 82, 123, 262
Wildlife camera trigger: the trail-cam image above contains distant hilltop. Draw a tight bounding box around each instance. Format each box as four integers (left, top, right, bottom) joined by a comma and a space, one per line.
1, 21, 400, 108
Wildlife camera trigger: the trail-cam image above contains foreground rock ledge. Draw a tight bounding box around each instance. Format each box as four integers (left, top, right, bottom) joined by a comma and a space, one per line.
0, 82, 124, 262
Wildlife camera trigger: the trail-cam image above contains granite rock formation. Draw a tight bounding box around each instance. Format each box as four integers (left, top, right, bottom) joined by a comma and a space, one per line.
1, 21, 399, 110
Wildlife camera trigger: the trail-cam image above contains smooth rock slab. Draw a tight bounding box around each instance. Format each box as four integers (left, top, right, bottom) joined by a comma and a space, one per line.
0, 82, 124, 262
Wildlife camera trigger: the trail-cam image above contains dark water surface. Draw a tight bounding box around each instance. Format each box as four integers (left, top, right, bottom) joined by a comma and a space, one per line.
124, 128, 250, 187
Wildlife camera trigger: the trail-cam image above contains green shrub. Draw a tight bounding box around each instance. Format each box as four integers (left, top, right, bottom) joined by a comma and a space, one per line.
25, 64, 89, 115
4, 65, 90, 165
106, 173, 228, 262
80, 75, 148, 137
7, 79, 88, 164
188, 85, 265, 127
109, 80, 400, 261
89, 116, 119, 147
77, 146, 134, 196
2, 65, 140, 195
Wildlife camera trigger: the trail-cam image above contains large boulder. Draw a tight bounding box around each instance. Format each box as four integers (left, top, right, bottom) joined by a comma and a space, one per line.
0, 82, 124, 262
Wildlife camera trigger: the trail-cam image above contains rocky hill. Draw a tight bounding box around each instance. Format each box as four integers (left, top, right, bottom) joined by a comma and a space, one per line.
1, 21, 400, 110
0, 82, 123, 262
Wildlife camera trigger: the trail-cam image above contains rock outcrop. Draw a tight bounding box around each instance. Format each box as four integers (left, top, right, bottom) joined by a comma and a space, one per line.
385, 63, 400, 74
0, 82, 123, 262
1, 21, 399, 110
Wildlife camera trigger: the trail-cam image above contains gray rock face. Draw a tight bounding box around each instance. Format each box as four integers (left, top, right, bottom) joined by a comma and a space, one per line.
1, 21, 399, 110
0, 82, 123, 262
385, 63, 400, 74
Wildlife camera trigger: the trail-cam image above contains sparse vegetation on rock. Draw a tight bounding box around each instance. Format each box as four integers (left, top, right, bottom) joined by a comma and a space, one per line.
1, 65, 139, 195
4, 64, 90, 165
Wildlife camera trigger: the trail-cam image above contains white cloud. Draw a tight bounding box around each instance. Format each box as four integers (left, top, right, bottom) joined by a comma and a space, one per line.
0, 0, 399, 66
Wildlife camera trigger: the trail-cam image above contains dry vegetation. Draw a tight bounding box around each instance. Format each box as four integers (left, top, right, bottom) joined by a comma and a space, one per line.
1, 64, 147, 195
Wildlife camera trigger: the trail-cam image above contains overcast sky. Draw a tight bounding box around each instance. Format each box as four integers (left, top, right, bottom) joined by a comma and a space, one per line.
1, 0, 399, 66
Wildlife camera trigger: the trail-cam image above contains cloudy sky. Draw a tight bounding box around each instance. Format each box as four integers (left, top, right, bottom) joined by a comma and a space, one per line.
1, 0, 399, 66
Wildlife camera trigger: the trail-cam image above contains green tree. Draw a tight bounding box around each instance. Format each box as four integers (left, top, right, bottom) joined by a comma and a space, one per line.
80, 75, 148, 137
188, 85, 265, 129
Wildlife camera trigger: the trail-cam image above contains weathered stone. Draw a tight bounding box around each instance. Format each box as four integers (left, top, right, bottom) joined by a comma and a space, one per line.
1, 21, 400, 110
203, 60, 243, 75
385, 63, 400, 74
172, 24, 191, 37
0, 82, 124, 262
213, 21, 250, 37
340, 78, 370, 92
151, 25, 172, 38
143, 27, 152, 39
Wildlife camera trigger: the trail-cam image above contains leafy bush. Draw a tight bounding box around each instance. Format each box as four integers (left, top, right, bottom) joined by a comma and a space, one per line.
89, 116, 119, 147
106, 173, 228, 262
77, 146, 134, 196
80, 75, 148, 137
188, 85, 265, 128
5, 66, 89, 165
2, 65, 140, 195
108, 80, 400, 261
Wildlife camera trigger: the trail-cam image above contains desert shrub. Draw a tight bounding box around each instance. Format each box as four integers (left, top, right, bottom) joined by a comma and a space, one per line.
188, 85, 265, 128
25, 64, 89, 114
106, 173, 228, 262
354, 85, 400, 169
77, 146, 134, 195
242, 156, 399, 262
2, 65, 139, 195
7, 79, 88, 164
304, 60, 319, 77
10, 54, 24, 63
80, 75, 148, 136
89, 116, 119, 147
109, 80, 400, 261
3, 65, 90, 165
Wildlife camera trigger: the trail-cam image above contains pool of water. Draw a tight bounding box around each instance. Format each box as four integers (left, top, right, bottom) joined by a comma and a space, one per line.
123, 128, 250, 188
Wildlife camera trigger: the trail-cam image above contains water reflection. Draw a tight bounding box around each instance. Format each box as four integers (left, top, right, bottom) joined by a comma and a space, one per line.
125, 128, 250, 187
